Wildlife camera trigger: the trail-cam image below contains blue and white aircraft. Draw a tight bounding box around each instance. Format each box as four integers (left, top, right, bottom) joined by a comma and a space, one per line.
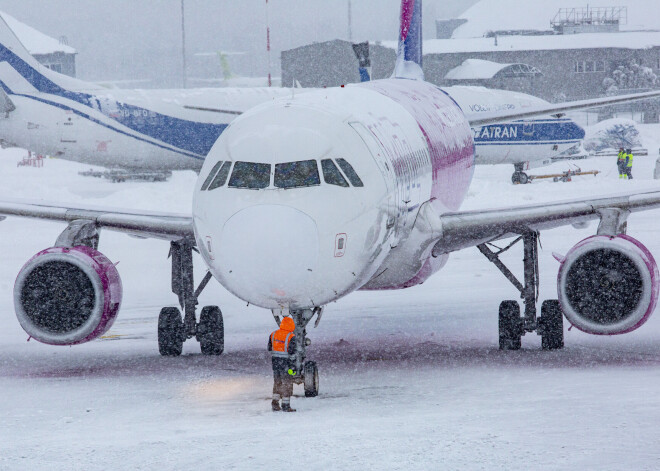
0, 13, 295, 171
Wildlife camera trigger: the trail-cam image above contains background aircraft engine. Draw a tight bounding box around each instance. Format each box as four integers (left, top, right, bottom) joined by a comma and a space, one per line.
13, 246, 122, 345
557, 235, 659, 335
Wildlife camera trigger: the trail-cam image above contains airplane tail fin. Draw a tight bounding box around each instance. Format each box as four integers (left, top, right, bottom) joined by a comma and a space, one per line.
0, 11, 100, 95
394, 0, 424, 80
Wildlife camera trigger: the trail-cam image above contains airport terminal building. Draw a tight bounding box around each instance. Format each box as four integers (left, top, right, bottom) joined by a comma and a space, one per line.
281, 1, 660, 121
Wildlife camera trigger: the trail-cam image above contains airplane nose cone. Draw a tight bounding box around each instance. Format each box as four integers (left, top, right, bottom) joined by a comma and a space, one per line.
219, 205, 319, 307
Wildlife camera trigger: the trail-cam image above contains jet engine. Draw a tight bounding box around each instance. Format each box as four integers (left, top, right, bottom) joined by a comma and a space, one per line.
557, 235, 659, 335
14, 246, 122, 345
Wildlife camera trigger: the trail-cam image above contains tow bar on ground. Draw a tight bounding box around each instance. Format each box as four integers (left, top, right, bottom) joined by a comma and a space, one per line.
517, 167, 600, 184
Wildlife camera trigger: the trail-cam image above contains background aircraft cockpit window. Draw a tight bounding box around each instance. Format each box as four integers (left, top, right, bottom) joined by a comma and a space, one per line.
228, 162, 271, 189
321, 159, 349, 187
336, 158, 364, 187
200, 161, 224, 191
274, 160, 321, 189
208, 161, 232, 191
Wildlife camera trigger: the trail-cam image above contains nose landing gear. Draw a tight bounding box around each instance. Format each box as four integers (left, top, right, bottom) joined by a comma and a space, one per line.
512, 163, 530, 185
157, 240, 224, 356
273, 307, 322, 397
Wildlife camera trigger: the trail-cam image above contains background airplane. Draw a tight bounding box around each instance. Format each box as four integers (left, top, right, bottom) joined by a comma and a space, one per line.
1, 0, 660, 401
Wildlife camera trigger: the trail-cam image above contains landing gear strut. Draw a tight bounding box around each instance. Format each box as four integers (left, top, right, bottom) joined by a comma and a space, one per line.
512, 163, 529, 185
273, 307, 322, 397
478, 231, 564, 350
158, 240, 224, 356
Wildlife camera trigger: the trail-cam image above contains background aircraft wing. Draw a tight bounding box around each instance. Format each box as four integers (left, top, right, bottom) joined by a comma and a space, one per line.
431, 190, 660, 256
468, 90, 660, 127
0, 199, 193, 241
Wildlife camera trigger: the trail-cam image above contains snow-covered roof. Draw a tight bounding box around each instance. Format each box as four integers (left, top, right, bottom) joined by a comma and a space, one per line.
0, 11, 76, 55
382, 31, 660, 55
453, 0, 660, 39
445, 59, 512, 80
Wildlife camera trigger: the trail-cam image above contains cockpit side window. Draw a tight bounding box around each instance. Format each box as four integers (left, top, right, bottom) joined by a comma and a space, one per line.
201, 161, 224, 191
274, 160, 320, 189
321, 159, 349, 187
336, 158, 364, 187
228, 161, 271, 189
208, 161, 232, 191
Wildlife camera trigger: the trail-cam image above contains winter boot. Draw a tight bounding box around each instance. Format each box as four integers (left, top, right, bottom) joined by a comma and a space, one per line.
281, 401, 296, 412
271, 400, 281, 411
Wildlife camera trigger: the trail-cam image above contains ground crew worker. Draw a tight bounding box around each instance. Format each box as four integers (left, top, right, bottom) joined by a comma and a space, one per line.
625, 148, 634, 180
617, 147, 626, 179
267, 316, 297, 412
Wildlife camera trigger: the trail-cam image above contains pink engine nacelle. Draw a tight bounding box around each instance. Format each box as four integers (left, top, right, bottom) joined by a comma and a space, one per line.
14, 246, 122, 345
557, 235, 659, 335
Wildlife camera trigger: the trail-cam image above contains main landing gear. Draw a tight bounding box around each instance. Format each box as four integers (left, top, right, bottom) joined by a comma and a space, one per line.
478, 231, 564, 351
273, 307, 322, 397
512, 162, 530, 185
158, 240, 224, 356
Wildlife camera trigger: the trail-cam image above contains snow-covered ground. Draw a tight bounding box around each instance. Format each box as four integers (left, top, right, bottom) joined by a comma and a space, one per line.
2, 128, 660, 470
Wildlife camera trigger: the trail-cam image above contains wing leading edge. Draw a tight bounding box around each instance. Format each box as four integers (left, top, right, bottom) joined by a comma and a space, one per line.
431, 190, 660, 256
467, 90, 660, 127
0, 199, 193, 241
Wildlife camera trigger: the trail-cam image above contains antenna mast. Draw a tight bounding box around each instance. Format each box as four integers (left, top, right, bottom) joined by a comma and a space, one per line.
266, 0, 272, 87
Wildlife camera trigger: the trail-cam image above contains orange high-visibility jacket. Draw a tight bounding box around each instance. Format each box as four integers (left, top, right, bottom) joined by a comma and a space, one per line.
269, 317, 296, 358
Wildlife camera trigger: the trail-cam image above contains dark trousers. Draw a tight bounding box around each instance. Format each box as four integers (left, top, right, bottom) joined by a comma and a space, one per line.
617, 161, 625, 175
626, 167, 633, 179
272, 357, 293, 399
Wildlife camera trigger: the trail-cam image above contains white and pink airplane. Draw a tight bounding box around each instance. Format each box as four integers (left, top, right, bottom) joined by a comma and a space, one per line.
2, 0, 660, 397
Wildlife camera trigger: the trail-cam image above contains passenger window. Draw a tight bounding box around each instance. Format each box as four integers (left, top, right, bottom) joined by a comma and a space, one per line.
321, 159, 349, 187
336, 158, 364, 187
208, 161, 232, 191
201, 161, 223, 191
228, 161, 271, 189
274, 160, 320, 189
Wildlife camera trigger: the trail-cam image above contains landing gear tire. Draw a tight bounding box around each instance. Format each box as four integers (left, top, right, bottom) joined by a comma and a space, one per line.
539, 300, 564, 350
158, 307, 184, 356
512, 172, 529, 184
499, 300, 523, 350
303, 360, 319, 397
197, 306, 224, 355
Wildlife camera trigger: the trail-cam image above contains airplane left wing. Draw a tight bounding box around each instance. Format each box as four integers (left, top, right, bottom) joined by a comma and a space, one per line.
0, 199, 193, 241
468, 89, 660, 127
431, 190, 660, 256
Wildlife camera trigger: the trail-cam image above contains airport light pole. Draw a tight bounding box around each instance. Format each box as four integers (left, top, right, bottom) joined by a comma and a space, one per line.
181, 0, 187, 89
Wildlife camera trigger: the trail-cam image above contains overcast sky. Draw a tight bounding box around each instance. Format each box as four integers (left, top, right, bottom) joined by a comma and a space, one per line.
0, 0, 478, 87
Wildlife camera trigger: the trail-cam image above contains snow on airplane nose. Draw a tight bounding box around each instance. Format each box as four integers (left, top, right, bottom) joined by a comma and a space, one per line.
218, 204, 319, 308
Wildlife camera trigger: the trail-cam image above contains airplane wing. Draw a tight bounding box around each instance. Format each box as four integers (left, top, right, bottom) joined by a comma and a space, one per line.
0, 199, 193, 241
431, 190, 660, 256
468, 90, 660, 127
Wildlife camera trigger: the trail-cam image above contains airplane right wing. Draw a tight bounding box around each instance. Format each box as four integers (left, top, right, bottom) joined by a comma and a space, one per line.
0, 199, 193, 241
467, 90, 660, 127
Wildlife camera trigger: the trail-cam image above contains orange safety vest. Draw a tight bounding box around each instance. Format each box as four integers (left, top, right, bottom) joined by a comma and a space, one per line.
270, 329, 295, 357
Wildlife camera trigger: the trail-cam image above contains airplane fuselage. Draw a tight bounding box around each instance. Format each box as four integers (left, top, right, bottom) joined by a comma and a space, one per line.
193, 79, 474, 310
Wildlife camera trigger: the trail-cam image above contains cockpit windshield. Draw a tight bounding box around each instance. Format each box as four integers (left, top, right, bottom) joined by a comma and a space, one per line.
336, 158, 364, 187
228, 161, 271, 189
321, 159, 349, 187
274, 160, 320, 189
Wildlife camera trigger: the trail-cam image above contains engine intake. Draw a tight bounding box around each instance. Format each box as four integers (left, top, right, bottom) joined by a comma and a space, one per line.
14, 246, 122, 345
557, 235, 658, 335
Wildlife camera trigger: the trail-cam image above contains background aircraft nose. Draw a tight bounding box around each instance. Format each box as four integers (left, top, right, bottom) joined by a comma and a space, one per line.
219, 205, 319, 305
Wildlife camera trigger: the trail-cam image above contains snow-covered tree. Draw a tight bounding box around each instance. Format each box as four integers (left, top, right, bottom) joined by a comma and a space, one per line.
604, 61, 657, 93
583, 118, 641, 152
